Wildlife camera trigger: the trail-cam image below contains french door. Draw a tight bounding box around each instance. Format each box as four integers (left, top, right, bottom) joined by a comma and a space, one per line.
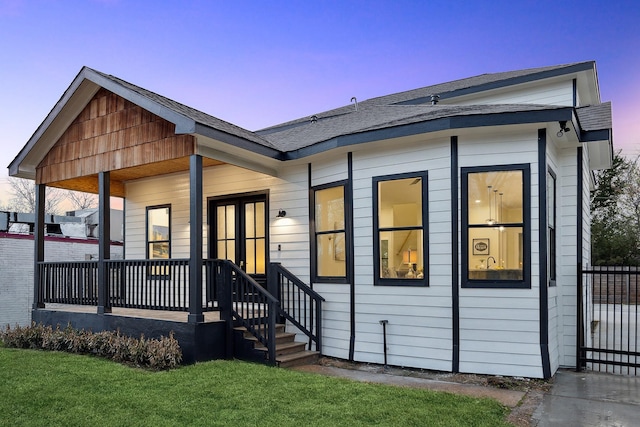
209, 193, 268, 286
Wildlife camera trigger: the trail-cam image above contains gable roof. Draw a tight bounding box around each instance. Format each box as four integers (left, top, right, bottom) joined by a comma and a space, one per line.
9, 67, 279, 179
258, 61, 597, 133
10, 61, 612, 179
261, 103, 575, 158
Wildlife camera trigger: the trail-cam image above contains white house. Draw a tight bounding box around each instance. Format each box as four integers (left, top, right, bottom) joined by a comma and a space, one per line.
8, 61, 612, 376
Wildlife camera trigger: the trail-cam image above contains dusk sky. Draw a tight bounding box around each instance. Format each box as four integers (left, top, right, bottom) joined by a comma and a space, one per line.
1, 0, 638, 205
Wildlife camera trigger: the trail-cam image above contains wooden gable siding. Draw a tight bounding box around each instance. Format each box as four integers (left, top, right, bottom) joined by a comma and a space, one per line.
36, 88, 197, 194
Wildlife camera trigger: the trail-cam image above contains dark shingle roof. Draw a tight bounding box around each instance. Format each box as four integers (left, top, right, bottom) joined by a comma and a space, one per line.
262, 103, 570, 152
258, 61, 595, 134
89, 68, 279, 150
576, 102, 612, 131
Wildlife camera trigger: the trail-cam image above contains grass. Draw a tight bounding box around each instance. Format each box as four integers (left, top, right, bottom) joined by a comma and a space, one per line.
0, 347, 512, 426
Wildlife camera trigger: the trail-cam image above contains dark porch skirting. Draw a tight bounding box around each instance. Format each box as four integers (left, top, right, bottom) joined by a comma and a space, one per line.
32, 308, 227, 364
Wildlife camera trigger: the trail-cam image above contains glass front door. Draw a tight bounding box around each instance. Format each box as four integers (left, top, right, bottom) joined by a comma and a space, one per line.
210, 195, 267, 285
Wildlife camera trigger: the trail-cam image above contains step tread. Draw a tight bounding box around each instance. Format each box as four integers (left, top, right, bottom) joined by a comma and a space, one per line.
254, 340, 307, 355
242, 331, 296, 341
276, 350, 320, 368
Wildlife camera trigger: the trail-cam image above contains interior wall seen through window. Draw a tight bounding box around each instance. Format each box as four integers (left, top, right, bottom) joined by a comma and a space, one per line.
315, 186, 346, 277
378, 177, 424, 280
467, 170, 524, 280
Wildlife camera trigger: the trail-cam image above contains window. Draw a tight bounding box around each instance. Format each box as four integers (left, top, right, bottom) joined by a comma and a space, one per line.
462, 165, 530, 288
373, 172, 428, 286
146, 205, 170, 276
548, 170, 556, 285
312, 184, 346, 281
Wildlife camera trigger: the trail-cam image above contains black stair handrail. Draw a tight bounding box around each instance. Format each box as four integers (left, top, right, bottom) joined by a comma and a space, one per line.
269, 262, 325, 352
215, 259, 279, 365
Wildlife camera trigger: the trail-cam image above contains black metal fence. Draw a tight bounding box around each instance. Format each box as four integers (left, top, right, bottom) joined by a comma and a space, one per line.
581, 266, 639, 375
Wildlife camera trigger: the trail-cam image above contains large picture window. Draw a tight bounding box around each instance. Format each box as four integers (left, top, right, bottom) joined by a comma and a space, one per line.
373, 172, 428, 286
312, 184, 346, 282
462, 165, 530, 288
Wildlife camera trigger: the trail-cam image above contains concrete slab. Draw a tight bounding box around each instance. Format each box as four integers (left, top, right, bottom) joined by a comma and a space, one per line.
533, 370, 640, 426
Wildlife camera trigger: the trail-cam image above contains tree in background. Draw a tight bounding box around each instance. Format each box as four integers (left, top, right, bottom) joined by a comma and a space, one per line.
3, 177, 66, 215
65, 190, 98, 211
591, 151, 640, 265
1, 178, 98, 215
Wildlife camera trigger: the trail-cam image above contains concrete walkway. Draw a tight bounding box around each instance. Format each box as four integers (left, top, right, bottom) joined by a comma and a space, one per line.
294, 364, 525, 408
295, 364, 640, 426
533, 370, 640, 426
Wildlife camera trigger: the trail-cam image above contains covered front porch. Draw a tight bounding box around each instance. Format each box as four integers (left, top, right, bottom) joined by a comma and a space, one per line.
10, 68, 322, 365
32, 257, 323, 364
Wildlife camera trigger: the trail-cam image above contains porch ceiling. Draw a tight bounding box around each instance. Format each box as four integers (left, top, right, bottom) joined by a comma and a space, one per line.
46, 156, 224, 197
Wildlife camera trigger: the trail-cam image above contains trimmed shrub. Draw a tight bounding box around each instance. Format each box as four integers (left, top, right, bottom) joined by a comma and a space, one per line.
1, 323, 182, 370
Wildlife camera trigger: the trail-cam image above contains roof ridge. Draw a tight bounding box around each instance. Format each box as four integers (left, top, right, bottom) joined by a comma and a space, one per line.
89, 68, 278, 150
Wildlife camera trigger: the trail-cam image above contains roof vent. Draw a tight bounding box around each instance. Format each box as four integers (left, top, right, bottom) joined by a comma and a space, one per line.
430, 94, 440, 105
351, 97, 358, 111
310, 115, 318, 123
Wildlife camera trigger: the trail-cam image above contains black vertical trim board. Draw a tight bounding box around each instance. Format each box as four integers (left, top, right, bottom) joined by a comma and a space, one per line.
576, 147, 584, 370
451, 136, 460, 373
33, 184, 45, 309
308, 163, 316, 286
98, 171, 111, 314
348, 152, 356, 361
538, 129, 551, 378
572, 79, 577, 107
188, 154, 204, 324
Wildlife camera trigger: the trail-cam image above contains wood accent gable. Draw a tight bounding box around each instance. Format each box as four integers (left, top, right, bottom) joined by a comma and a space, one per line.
36, 88, 198, 191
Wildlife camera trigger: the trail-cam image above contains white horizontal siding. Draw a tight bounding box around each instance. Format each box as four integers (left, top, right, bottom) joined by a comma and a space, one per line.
311, 155, 348, 186
556, 145, 580, 368
451, 79, 574, 107
457, 131, 545, 377
344, 136, 454, 371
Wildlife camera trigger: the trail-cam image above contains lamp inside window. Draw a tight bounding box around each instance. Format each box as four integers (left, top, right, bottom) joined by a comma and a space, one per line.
402, 248, 419, 278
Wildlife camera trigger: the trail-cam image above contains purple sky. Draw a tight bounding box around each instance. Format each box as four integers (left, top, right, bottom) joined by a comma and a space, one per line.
1, 0, 638, 204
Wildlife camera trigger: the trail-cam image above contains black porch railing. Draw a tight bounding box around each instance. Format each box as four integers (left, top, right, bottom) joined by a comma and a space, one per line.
38, 259, 216, 311
37, 258, 323, 365
214, 259, 279, 365
581, 266, 640, 375
269, 262, 325, 352
39, 261, 99, 306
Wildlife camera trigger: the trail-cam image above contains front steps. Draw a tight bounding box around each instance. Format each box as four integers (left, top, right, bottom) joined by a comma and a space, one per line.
234, 324, 320, 368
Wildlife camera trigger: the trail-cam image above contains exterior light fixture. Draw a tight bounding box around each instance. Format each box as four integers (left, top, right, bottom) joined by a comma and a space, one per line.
557, 121, 570, 137
276, 209, 287, 218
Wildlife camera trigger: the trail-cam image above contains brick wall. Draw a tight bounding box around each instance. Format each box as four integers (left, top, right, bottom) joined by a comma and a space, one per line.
0, 233, 123, 327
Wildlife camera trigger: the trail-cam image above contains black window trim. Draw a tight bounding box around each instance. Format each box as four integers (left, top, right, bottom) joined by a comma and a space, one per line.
310, 180, 349, 284
373, 171, 429, 287
146, 203, 171, 279
461, 164, 531, 289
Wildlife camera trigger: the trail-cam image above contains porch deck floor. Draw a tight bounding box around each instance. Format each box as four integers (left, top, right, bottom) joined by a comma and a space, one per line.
41, 304, 222, 323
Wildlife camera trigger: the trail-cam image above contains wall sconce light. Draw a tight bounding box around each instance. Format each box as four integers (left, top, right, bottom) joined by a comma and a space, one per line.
557, 120, 570, 137
276, 209, 287, 218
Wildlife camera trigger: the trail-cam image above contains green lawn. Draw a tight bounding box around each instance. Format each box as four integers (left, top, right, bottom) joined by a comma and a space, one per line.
0, 347, 511, 426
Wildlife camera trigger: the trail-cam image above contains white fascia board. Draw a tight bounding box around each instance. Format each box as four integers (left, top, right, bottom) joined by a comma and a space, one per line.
196, 139, 279, 177
586, 139, 614, 170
